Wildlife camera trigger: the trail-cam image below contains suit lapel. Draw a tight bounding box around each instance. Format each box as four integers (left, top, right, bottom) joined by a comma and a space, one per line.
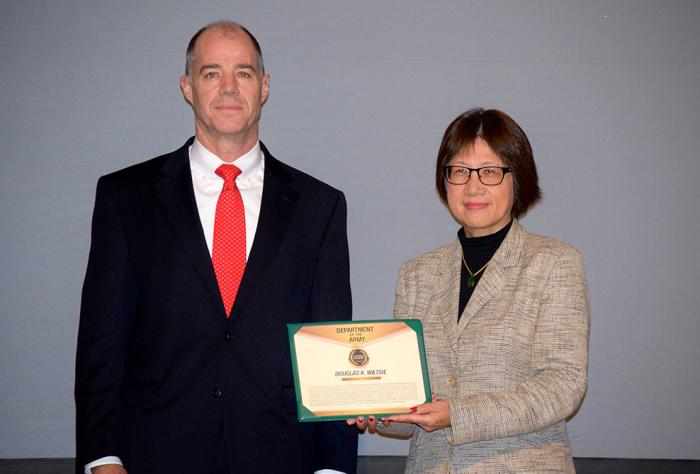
229, 145, 298, 319
154, 138, 226, 316
454, 221, 526, 340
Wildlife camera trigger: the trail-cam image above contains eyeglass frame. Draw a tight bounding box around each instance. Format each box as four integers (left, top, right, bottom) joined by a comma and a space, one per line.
443, 165, 512, 186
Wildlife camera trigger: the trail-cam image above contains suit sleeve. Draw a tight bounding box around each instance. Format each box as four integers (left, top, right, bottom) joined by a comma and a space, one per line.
75, 177, 134, 468
445, 248, 590, 445
309, 192, 359, 473
310, 192, 351, 322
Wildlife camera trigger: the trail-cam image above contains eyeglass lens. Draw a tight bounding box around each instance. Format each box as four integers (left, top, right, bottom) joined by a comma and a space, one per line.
446, 167, 505, 185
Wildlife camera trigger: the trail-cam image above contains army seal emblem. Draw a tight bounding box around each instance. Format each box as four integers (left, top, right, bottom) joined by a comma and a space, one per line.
348, 348, 369, 367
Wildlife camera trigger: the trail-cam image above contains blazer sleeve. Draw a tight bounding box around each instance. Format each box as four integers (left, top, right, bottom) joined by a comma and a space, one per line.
375, 262, 418, 440
445, 247, 590, 445
75, 177, 134, 467
309, 192, 359, 473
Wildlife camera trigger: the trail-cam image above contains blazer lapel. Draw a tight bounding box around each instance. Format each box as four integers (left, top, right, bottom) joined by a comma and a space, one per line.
431, 241, 462, 355
229, 145, 298, 319
154, 138, 226, 316
455, 221, 526, 340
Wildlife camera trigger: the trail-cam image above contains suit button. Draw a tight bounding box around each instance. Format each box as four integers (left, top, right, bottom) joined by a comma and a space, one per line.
211, 388, 223, 398
449, 375, 457, 386
223, 332, 232, 341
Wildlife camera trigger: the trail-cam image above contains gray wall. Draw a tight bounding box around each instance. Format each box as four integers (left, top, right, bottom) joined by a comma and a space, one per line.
1, 0, 699, 460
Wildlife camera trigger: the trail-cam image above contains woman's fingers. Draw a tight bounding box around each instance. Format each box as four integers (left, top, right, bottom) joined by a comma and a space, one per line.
345, 415, 382, 433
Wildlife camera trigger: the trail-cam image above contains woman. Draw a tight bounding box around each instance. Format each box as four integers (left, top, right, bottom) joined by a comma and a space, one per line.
349, 108, 589, 473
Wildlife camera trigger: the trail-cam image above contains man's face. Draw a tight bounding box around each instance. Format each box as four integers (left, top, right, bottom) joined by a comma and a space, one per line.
180, 28, 270, 147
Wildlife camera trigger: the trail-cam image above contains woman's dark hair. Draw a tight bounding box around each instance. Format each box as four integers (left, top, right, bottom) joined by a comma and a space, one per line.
435, 107, 541, 218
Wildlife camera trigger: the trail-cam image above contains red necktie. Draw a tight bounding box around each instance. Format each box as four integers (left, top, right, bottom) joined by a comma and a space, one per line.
212, 164, 246, 317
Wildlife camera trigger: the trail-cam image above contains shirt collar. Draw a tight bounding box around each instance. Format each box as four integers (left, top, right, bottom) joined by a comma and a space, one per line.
190, 138, 263, 182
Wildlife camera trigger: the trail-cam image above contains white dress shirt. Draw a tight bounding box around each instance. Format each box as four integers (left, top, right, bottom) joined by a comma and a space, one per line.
189, 138, 264, 258
85, 140, 343, 474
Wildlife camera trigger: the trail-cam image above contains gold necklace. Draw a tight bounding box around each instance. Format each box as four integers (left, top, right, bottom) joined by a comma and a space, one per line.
461, 252, 489, 289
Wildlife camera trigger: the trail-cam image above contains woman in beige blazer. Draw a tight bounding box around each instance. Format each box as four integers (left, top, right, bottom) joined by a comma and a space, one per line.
350, 108, 589, 473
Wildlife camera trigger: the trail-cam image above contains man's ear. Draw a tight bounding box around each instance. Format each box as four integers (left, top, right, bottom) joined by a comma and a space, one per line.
261, 73, 270, 106
180, 75, 193, 105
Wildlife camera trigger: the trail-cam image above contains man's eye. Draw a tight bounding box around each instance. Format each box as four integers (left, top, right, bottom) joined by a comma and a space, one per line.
237, 70, 253, 78
204, 71, 219, 79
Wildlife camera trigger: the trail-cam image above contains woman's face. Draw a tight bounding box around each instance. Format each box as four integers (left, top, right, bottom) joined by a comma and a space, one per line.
445, 138, 514, 237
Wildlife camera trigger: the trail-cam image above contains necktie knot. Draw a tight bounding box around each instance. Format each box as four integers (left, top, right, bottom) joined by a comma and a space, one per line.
216, 164, 242, 186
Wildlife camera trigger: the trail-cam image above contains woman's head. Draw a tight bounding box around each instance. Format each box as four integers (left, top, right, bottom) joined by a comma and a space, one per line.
435, 108, 540, 235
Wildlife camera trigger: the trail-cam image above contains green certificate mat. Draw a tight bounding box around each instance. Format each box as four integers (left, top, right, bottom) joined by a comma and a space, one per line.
287, 319, 432, 422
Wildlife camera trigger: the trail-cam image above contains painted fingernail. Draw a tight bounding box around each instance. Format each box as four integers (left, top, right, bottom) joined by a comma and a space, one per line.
369, 416, 375, 421
410, 406, 417, 412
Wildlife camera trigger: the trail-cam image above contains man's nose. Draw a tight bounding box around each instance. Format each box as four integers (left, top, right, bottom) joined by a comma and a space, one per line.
221, 74, 240, 95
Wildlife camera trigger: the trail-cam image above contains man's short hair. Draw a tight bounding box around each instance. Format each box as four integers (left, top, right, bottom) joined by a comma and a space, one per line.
185, 20, 265, 77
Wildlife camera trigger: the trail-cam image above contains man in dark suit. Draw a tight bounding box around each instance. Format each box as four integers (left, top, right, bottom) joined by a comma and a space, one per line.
75, 20, 357, 474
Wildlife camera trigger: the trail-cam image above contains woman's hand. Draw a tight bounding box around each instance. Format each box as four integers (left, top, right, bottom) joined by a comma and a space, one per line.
385, 397, 451, 432
345, 415, 391, 434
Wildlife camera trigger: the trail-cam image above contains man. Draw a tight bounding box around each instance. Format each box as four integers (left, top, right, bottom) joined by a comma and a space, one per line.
75, 20, 357, 474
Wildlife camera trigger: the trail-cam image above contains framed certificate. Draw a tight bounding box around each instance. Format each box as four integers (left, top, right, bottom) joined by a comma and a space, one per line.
287, 319, 432, 422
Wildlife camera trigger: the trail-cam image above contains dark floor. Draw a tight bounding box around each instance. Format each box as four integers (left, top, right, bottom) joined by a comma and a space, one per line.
0, 457, 699, 473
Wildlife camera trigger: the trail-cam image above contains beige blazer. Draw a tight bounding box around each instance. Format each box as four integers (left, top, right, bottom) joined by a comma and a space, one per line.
378, 222, 590, 473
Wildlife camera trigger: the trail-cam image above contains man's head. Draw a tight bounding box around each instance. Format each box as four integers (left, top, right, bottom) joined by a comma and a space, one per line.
180, 21, 270, 153
185, 21, 265, 77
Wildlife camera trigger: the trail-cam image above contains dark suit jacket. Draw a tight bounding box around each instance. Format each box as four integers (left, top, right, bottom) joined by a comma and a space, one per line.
75, 138, 358, 473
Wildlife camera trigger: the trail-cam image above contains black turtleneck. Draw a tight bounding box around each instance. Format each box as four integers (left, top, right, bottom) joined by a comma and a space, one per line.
457, 220, 512, 321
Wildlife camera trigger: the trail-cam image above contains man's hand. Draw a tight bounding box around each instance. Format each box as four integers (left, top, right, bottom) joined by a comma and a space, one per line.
92, 465, 127, 474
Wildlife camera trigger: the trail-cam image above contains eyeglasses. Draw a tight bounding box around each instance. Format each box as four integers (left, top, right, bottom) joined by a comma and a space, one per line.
443, 166, 512, 186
